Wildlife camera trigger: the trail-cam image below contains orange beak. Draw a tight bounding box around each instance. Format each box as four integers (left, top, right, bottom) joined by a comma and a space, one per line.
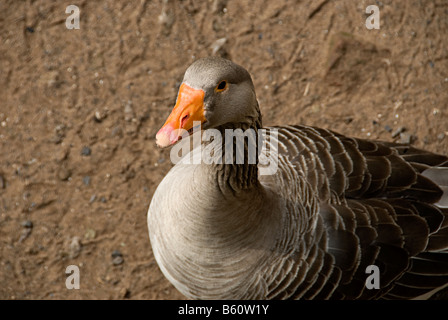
156, 83, 206, 148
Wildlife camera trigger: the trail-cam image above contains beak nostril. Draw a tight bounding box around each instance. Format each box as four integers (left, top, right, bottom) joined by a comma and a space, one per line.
181, 114, 190, 128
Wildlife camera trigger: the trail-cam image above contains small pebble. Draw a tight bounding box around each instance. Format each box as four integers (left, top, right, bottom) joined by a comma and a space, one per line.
83, 176, 91, 186
81, 146, 91, 156
111, 126, 123, 138
94, 111, 106, 122
84, 229, 96, 240
437, 133, 445, 141
212, 0, 227, 14
69, 236, 82, 258
19, 228, 32, 243
210, 38, 227, 55
50, 135, 63, 144
89, 194, 96, 203
384, 125, 392, 132
58, 167, 71, 181
122, 288, 131, 299
399, 132, 415, 144
112, 250, 124, 265
212, 19, 222, 32
112, 256, 124, 265
111, 250, 122, 258
124, 101, 133, 115
26, 26, 34, 33
344, 117, 353, 124
392, 126, 405, 138
21, 220, 33, 228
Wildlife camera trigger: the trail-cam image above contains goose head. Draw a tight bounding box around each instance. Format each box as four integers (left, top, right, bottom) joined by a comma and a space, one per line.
156, 57, 260, 148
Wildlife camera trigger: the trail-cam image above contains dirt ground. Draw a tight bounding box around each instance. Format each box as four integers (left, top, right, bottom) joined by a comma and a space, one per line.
0, 0, 447, 300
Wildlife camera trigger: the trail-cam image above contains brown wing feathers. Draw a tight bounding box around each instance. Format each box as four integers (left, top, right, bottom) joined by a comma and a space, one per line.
277, 125, 448, 299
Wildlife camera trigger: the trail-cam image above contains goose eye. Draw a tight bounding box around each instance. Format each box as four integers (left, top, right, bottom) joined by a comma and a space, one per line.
215, 80, 228, 92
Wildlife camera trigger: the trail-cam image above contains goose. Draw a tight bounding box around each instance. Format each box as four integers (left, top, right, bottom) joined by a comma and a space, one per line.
148, 56, 448, 300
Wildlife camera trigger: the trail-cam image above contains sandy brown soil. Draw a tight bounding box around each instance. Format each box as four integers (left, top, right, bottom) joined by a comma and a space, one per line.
0, 0, 447, 300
